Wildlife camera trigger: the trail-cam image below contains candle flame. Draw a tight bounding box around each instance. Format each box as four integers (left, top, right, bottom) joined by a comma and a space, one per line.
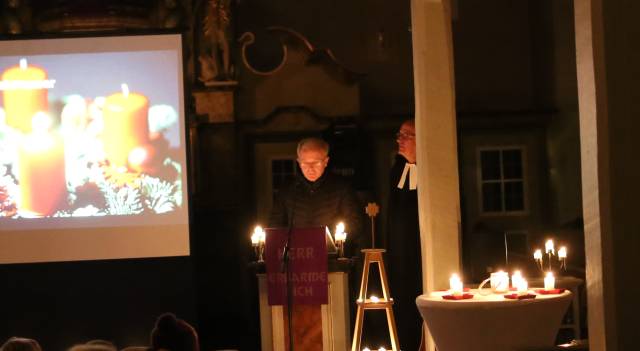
370, 295, 379, 302
545, 239, 555, 254
20, 58, 27, 70
121, 83, 129, 98
363, 348, 371, 351
534, 249, 543, 260
336, 222, 345, 235
558, 246, 567, 258
546, 271, 554, 278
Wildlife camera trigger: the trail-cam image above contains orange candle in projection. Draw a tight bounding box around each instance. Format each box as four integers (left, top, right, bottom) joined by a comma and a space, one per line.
18, 114, 66, 216
102, 84, 150, 167
1, 59, 49, 133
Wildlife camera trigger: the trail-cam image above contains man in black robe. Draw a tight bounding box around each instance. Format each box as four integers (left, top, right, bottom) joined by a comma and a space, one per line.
386, 119, 423, 351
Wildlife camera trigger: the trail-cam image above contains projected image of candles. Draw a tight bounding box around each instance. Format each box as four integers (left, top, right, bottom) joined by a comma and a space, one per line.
0, 55, 185, 219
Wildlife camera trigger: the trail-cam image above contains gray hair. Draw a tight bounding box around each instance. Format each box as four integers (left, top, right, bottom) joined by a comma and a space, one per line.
296, 137, 329, 157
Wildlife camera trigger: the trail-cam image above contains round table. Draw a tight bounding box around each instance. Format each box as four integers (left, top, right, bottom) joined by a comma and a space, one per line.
416, 289, 573, 351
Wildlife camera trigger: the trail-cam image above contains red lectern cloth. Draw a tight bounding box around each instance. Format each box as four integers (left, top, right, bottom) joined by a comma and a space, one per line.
265, 227, 328, 305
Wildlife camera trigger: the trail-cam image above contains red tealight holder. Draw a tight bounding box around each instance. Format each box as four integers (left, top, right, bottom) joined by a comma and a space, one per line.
504, 293, 536, 300
535, 288, 566, 295
442, 293, 474, 300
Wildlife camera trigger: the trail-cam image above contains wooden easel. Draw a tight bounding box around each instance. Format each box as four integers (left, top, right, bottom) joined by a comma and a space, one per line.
351, 248, 400, 351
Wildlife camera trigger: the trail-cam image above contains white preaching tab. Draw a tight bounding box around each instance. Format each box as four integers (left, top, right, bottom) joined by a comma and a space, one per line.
397, 162, 418, 190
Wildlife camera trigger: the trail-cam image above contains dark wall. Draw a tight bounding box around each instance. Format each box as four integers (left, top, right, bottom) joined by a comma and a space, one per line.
235, 0, 414, 116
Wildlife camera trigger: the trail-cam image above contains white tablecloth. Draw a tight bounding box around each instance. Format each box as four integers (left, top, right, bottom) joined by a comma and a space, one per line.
416, 289, 572, 351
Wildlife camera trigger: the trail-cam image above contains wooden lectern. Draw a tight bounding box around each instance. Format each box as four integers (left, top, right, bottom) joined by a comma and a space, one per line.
254, 259, 353, 351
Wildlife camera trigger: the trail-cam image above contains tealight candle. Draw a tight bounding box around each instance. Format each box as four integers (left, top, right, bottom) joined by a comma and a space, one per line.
544, 271, 555, 290
370, 295, 380, 303
511, 270, 523, 289
449, 273, 463, 296
516, 278, 529, 296
494, 270, 509, 292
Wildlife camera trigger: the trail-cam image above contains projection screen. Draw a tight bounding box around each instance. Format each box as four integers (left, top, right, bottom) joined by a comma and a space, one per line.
0, 33, 190, 264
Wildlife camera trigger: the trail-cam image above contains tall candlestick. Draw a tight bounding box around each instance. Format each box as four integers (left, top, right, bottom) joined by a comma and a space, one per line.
533, 249, 543, 270
18, 113, 66, 216
545, 239, 555, 270
251, 225, 265, 261
1, 59, 49, 133
102, 84, 149, 167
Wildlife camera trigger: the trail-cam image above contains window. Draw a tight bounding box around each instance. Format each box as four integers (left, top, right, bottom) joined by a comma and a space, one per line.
271, 158, 297, 201
479, 147, 526, 213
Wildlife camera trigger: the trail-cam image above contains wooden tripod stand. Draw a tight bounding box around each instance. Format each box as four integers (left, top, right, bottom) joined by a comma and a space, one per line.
351, 248, 400, 351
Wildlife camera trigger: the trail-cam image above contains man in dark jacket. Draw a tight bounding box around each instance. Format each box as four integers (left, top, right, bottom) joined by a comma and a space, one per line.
269, 137, 363, 256
386, 119, 424, 351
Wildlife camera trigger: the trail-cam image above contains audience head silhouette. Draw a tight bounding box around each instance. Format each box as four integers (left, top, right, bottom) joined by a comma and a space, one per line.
1, 337, 42, 351
150, 313, 199, 351
67, 340, 118, 351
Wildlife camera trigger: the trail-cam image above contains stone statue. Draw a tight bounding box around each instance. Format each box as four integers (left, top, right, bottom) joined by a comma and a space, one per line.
200, 0, 233, 84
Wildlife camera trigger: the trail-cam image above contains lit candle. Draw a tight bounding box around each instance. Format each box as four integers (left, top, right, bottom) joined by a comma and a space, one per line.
534, 249, 543, 261
18, 112, 66, 216
251, 225, 262, 246
1, 58, 49, 133
511, 270, 523, 289
449, 273, 463, 296
494, 270, 509, 292
516, 278, 529, 296
102, 83, 150, 167
370, 295, 380, 303
335, 222, 346, 241
545, 239, 555, 255
558, 246, 567, 259
558, 246, 567, 269
363, 348, 371, 351
544, 272, 555, 290
378, 348, 387, 351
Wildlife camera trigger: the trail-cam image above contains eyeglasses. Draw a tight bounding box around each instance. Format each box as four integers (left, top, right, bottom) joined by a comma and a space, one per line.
396, 131, 416, 140
298, 159, 327, 169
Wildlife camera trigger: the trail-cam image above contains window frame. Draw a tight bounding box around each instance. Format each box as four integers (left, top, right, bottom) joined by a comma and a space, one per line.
476, 145, 529, 216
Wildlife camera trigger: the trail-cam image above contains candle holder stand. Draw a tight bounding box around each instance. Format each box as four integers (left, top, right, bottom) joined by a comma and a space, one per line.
254, 242, 265, 262
351, 249, 400, 351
